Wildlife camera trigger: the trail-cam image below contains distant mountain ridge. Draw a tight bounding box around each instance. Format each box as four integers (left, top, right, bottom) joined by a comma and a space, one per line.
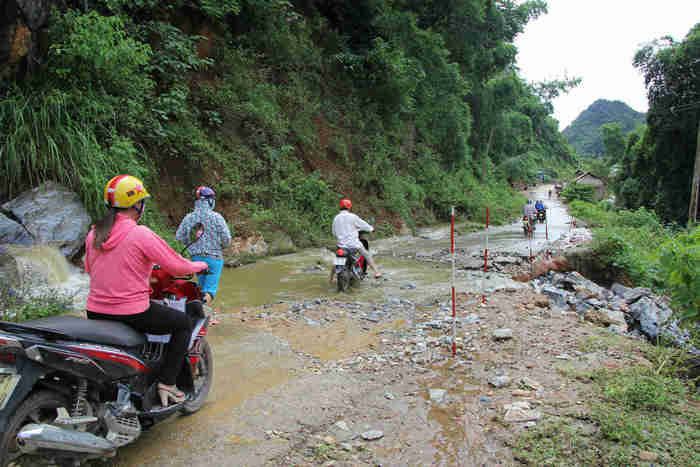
562, 99, 646, 157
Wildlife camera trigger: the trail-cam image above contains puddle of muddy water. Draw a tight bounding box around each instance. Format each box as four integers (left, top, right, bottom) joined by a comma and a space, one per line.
214, 255, 454, 311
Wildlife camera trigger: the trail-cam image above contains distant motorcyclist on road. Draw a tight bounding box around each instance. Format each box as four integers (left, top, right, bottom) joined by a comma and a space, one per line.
523, 200, 537, 228
523, 200, 537, 219
176, 186, 232, 304
330, 198, 382, 283
535, 200, 545, 212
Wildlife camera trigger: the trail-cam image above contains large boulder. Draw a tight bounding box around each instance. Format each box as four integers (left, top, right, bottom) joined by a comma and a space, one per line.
628, 297, 673, 340
611, 283, 651, 305
2, 182, 91, 260
0, 211, 32, 245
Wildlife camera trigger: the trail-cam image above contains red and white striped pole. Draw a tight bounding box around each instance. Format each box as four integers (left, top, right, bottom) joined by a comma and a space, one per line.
451, 206, 456, 357
482, 206, 489, 305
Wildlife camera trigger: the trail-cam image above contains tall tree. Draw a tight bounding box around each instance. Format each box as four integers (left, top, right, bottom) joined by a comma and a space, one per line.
630, 23, 700, 223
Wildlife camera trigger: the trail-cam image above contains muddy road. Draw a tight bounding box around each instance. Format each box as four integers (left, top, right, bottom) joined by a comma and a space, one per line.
106, 185, 594, 467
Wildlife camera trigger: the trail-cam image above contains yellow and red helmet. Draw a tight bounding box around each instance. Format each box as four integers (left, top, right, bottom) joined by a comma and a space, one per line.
339, 198, 352, 210
103, 175, 151, 208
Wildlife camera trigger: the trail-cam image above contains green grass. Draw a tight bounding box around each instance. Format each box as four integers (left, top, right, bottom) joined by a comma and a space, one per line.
0, 88, 149, 220
514, 364, 700, 466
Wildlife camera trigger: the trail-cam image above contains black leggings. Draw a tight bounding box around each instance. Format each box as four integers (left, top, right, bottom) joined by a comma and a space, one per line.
87, 302, 192, 385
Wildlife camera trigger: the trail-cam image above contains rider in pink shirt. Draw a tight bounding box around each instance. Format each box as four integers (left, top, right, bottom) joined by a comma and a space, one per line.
85, 175, 207, 407
85, 214, 206, 315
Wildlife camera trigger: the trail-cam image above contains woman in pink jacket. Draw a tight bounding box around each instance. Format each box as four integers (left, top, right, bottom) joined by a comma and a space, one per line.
85, 175, 208, 407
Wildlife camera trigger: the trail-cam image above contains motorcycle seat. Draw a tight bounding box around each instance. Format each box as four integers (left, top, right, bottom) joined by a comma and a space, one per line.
22, 316, 147, 348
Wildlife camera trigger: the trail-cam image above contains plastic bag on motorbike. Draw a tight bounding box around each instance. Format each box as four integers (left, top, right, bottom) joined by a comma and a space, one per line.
147, 297, 186, 343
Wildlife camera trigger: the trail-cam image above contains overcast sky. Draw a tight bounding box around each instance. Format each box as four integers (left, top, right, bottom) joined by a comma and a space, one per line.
514, 0, 700, 130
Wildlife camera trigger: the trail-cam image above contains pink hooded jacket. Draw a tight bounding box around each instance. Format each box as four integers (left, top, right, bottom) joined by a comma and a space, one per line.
85, 214, 208, 315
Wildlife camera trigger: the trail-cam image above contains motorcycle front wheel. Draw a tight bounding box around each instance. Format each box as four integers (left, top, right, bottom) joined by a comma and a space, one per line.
0, 390, 69, 467
182, 337, 213, 415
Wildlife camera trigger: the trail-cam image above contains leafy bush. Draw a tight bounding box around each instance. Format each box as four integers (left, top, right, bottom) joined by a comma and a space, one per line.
660, 227, 700, 322
48, 11, 153, 100
570, 201, 673, 287
0, 89, 149, 219
561, 184, 595, 203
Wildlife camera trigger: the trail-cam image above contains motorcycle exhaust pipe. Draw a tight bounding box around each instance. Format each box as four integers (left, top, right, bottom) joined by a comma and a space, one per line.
17, 424, 116, 456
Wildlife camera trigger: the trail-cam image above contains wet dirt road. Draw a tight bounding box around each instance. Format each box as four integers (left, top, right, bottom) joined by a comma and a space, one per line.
107, 184, 576, 466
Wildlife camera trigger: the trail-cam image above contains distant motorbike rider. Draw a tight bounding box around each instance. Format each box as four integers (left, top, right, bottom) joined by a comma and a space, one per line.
523, 200, 537, 227
85, 175, 208, 407
535, 200, 546, 217
330, 198, 382, 283
176, 186, 232, 304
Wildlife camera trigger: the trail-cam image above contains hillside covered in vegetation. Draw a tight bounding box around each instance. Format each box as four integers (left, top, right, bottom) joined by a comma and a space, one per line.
562, 99, 645, 158
1, 0, 578, 247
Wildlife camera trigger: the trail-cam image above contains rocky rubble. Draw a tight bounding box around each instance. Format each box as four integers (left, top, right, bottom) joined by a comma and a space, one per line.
533, 271, 697, 353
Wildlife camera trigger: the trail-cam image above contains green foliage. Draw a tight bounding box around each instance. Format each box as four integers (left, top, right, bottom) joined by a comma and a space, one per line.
659, 227, 700, 322
199, 0, 241, 19
600, 122, 626, 161
515, 365, 699, 466
104, 0, 240, 19
0, 88, 149, 219
626, 24, 700, 224
3, 0, 580, 255
561, 184, 595, 203
48, 11, 153, 99
599, 370, 686, 411
562, 99, 645, 158
569, 201, 676, 288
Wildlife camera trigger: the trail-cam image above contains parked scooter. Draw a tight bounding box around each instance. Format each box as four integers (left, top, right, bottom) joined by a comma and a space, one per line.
0, 231, 214, 467
333, 231, 369, 292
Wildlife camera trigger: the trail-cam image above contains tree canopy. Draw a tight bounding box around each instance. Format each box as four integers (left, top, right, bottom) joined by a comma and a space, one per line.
614, 23, 700, 224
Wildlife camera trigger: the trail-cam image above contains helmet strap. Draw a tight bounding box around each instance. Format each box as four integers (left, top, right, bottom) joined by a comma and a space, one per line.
135, 200, 146, 222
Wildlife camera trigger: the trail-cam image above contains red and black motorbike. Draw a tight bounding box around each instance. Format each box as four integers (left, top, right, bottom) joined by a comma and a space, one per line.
0, 241, 214, 466
333, 232, 369, 292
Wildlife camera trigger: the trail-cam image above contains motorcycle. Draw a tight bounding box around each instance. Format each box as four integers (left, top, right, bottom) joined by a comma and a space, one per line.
0, 232, 213, 467
536, 209, 546, 224
333, 232, 369, 292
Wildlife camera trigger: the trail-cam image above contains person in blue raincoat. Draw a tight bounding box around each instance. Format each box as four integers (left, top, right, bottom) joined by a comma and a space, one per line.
176, 186, 232, 303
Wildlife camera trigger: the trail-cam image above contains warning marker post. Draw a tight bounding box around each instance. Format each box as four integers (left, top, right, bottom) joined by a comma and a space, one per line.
451, 206, 456, 357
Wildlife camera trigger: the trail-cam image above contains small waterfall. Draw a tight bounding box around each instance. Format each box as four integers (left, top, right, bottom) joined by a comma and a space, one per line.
3, 244, 89, 310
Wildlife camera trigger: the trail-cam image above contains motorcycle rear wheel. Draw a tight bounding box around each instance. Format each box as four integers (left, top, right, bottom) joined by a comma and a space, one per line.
0, 390, 69, 467
182, 338, 213, 415
337, 270, 350, 293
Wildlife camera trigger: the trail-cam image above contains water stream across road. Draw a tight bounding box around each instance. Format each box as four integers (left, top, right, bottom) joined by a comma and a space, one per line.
212, 184, 574, 311
102, 184, 579, 466
8, 184, 579, 466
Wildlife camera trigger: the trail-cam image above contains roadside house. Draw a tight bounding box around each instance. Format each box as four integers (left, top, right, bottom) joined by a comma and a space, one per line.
571, 172, 606, 201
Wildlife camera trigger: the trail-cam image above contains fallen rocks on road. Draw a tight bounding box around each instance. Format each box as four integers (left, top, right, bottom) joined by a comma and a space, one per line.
533, 271, 697, 353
